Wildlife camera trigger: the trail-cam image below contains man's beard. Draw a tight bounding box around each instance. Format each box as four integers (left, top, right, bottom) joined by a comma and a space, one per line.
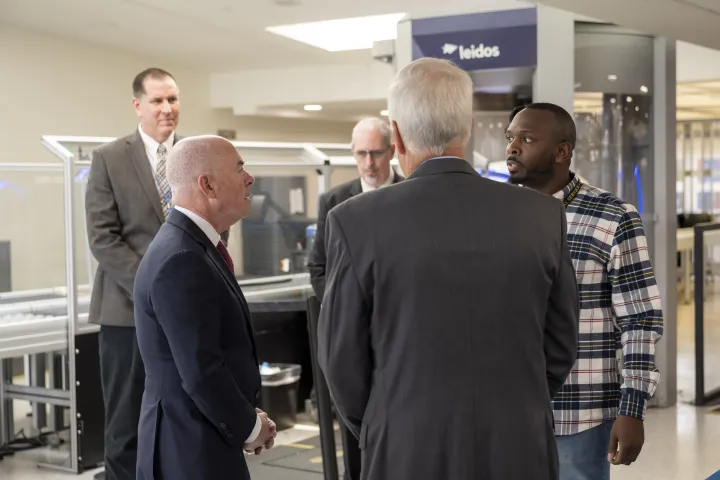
508, 157, 555, 188
364, 172, 382, 187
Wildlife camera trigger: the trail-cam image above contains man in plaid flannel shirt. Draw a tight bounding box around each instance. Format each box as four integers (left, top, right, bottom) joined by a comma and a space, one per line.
506, 103, 664, 480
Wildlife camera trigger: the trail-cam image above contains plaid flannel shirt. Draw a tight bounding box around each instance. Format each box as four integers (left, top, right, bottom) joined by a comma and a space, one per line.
551, 174, 664, 436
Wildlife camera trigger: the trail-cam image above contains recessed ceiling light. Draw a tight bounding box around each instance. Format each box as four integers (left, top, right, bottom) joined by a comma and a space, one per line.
608, 74, 618, 81
266, 13, 406, 52
380, 109, 388, 116
640, 85, 649, 93
304, 104, 322, 111
626, 96, 633, 103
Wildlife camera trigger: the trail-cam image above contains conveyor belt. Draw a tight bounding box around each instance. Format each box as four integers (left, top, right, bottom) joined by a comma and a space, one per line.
0, 274, 312, 360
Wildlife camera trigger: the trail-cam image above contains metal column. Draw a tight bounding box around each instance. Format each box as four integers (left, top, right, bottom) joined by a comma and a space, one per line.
650, 37, 678, 408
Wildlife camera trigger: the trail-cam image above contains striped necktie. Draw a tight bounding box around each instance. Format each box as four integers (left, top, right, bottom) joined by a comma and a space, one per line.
155, 145, 172, 217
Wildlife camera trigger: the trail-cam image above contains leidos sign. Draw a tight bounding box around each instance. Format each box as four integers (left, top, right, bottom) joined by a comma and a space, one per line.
459, 44, 501, 61
411, 9, 537, 72
442, 43, 501, 60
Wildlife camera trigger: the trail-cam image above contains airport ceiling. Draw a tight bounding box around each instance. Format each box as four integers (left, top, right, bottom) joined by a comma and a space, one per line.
3, 0, 720, 122
531, 0, 720, 51
0, 0, 532, 71
2, 0, 718, 72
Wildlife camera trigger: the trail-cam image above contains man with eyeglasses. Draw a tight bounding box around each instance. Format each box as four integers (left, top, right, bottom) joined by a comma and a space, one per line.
307, 117, 402, 480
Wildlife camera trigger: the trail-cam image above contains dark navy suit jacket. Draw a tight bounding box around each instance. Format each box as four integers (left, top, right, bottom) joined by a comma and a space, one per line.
134, 208, 260, 480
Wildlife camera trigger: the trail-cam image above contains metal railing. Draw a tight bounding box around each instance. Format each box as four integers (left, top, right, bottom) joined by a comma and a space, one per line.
693, 222, 720, 405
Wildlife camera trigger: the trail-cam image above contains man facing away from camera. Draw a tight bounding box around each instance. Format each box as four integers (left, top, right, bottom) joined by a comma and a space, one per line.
316, 57, 579, 480
506, 103, 664, 480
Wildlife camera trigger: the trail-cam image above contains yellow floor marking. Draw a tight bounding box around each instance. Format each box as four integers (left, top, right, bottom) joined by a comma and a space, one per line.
285, 443, 315, 450
309, 451, 343, 464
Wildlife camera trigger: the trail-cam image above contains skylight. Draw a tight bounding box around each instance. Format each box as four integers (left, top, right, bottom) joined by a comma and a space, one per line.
266, 13, 406, 52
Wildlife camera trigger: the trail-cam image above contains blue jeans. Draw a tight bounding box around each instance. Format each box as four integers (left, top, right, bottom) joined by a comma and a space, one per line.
556, 420, 614, 480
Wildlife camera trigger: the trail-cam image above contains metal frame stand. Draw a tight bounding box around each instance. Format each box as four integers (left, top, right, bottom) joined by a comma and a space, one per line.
693, 223, 720, 406
38, 136, 81, 473
306, 296, 339, 480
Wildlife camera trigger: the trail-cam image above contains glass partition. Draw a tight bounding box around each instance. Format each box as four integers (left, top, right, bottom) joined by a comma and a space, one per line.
574, 93, 653, 214
473, 111, 514, 181
573, 23, 656, 252
42, 137, 352, 284
689, 224, 720, 405
233, 162, 321, 278
0, 144, 86, 472
677, 120, 720, 214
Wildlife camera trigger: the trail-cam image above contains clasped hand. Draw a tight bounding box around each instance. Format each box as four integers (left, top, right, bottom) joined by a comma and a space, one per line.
244, 409, 277, 455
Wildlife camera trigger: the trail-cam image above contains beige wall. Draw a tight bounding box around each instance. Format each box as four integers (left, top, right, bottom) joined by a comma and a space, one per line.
0, 23, 356, 290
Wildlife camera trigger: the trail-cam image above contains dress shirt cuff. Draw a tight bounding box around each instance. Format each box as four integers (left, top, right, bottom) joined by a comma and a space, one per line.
618, 389, 648, 421
245, 414, 262, 444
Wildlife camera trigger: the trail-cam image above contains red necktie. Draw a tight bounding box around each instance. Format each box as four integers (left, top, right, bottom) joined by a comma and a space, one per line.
216, 241, 235, 274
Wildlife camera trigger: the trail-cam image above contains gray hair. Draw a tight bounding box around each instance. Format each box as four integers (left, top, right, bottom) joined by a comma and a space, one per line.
387, 58, 474, 157
351, 117, 392, 148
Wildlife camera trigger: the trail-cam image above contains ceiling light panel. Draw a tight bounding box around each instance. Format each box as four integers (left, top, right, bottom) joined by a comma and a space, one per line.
266, 13, 406, 52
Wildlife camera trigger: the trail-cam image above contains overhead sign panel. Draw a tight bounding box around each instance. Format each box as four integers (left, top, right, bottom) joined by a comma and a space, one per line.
411, 8, 537, 72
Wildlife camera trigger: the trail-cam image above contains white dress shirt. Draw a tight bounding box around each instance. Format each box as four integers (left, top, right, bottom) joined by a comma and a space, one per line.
361, 170, 394, 193
138, 124, 174, 172
174, 206, 221, 246
173, 206, 262, 444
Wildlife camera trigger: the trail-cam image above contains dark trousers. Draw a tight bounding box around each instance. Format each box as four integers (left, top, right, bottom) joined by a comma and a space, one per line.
341, 423, 361, 480
99, 325, 145, 480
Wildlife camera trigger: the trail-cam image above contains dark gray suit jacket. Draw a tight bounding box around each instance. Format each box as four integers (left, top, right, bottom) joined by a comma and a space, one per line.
317, 157, 579, 480
85, 130, 229, 327
307, 170, 403, 300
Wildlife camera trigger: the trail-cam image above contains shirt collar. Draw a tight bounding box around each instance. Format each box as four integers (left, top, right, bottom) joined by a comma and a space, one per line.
361, 170, 394, 193
173, 206, 221, 246
553, 172, 580, 202
138, 124, 174, 153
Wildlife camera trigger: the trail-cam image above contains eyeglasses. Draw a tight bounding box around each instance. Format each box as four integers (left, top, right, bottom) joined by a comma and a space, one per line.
353, 147, 391, 159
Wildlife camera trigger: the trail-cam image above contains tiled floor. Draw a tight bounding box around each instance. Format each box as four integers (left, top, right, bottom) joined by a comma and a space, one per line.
611, 403, 720, 480
3, 292, 720, 479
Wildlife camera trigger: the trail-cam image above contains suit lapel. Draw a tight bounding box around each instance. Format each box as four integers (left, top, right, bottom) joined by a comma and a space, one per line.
205, 244, 258, 358
126, 131, 164, 223
207, 244, 249, 312
167, 210, 257, 353
347, 179, 362, 198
